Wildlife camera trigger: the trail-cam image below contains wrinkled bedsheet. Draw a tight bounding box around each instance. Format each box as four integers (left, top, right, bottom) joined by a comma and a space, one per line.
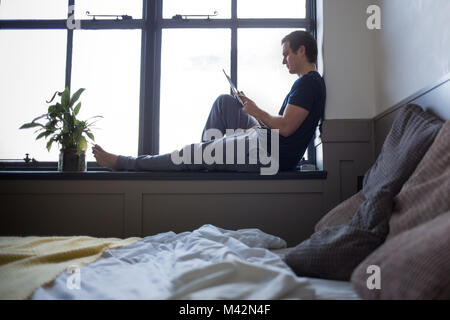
32, 225, 358, 300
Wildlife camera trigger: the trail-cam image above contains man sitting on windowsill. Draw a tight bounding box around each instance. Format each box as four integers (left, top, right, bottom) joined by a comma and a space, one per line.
93, 30, 326, 175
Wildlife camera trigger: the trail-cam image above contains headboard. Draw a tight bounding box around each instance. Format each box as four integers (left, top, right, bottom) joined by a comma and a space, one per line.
374, 73, 450, 156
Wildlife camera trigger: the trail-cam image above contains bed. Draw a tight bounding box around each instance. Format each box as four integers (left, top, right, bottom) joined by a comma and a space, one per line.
0, 224, 359, 300
1, 74, 449, 300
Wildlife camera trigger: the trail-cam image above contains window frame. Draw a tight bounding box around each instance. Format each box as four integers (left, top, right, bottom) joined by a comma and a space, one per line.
0, 0, 318, 171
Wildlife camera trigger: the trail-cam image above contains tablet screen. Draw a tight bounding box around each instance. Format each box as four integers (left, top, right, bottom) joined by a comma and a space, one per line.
222, 69, 244, 106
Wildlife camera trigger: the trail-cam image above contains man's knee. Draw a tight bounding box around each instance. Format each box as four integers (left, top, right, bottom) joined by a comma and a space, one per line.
214, 94, 240, 111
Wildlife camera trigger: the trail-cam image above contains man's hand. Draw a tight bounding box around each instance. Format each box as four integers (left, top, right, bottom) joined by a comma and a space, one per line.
245, 125, 260, 133
237, 92, 309, 137
238, 92, 260, 118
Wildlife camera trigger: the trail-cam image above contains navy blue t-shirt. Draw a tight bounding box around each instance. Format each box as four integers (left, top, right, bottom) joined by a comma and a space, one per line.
275, 71, 326, 171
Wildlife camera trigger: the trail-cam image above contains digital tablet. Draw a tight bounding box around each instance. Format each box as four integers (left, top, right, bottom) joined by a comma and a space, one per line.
222, 69, 244, 106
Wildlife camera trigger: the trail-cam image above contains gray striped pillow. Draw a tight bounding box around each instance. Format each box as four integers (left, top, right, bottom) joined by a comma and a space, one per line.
388, 121, 450, 239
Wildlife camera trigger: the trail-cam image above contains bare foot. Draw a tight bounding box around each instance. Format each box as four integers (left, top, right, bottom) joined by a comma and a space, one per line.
92, 144, 119, 170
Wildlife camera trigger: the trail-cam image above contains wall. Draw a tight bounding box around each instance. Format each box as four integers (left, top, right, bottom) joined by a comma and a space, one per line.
321, 0, 450, 119
0, 178, 327, 247
374, 0, 450, 115
319, 0, 450, 211
321, 0, 377, 119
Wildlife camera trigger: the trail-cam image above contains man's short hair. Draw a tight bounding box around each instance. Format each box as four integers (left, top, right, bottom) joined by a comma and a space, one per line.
282, 30, 318, 64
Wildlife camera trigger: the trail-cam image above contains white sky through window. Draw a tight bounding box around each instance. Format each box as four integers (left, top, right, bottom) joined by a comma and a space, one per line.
0, 0, 67, 19
163, 0, 230, 19
0, 30, 67, 161
238, 0, 306, 18
238, 28, 300, 116
159, 29, 231, 155
71, 30, 141, 161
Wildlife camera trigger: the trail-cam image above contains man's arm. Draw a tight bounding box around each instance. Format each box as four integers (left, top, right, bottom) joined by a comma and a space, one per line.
254, 104, 309, 137
238, 93, 309, 137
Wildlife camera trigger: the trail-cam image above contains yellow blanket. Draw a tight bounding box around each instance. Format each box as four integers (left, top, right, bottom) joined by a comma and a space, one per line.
0, 236, 141, 300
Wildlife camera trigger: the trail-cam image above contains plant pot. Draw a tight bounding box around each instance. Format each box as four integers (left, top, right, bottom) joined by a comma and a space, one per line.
58, 149, 87, 172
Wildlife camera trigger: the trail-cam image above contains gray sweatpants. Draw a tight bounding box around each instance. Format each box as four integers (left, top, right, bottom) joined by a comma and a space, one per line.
115, 94, 275, 173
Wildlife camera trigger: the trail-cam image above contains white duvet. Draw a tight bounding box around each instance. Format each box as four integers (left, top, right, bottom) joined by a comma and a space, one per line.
32, 225, 358, 300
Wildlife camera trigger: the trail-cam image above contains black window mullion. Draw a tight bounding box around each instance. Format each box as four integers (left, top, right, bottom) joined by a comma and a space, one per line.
78, 19, 144, 29
65, 0, 74, 91
0, 20, 67, 29
231, 0, 238, 89
159, 19, 310, 29
139, 0, 161, 156
65, 29, 73, 91
307, 0, 317, 38
312, 0, 320, 168
152, 26, 162, 155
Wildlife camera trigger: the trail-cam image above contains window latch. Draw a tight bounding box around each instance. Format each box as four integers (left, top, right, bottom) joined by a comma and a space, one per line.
24, 153, 38, 164
86, 11, 132, 21
172, 11, 218, 21
0, 154, 38, 164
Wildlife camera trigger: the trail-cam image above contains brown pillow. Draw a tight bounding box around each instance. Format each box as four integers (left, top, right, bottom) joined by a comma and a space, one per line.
315, 191, 365, 232
351, 211, 450, 300
388, 121, 450, 239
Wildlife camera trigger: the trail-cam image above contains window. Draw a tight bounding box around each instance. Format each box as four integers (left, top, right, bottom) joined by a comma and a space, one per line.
0, 30, 67, 161
0, 0, 317, 170
0, 0, 68, 20
71, 30, 141, 160
160, 28, 231, 154
0, 0, 143, 165
238, 0, 306, 19
73, 0, 143, 20
163, 0, 230, 19
238, 28, 301, 116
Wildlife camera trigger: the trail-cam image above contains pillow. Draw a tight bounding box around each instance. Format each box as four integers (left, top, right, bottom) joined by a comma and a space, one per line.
284, 191, 393, 280
360, 104, 443, 199
284, 104, 444, 280
351, 211, 450, 300
315, 104, 443, 233
315, 191, 365, 232
388, 120, 450, 239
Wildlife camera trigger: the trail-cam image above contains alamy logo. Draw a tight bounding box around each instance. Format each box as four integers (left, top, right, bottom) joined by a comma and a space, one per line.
66, 265, 81, 290
170, 128, 280, 176
366, 265, 381, 290
366, 5, 381, 30
66, 5, 81, 30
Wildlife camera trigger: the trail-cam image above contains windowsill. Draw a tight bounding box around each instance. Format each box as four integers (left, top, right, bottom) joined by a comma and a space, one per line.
0, 170, 327, 180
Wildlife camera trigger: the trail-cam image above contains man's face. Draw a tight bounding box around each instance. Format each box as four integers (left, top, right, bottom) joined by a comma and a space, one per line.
282, 41, 303, 75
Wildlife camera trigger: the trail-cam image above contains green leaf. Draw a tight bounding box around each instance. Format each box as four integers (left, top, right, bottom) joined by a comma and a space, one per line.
48, 104, 57, 114
44, 120, 57, 130
34, 127, 46, 134
46, 91, 61, 104
32, 113, 48, 123
46, 139, 54, 152
86, 115, 104, 121
73, 102, 81, 116
61, 88, 70, 109
77, 135, 88, 154
85, 131, 95, 141
19, 122, 43, 129
36, 131, 48, 140
55, 103, 64, 113
69, 88, 85, 109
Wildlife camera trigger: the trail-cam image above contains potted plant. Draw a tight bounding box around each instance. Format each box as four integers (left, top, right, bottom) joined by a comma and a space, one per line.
19, 88, 102, 172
